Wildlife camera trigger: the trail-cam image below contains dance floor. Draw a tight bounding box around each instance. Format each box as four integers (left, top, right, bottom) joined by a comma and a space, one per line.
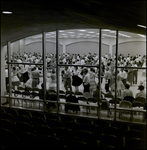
1, 69, 146, 124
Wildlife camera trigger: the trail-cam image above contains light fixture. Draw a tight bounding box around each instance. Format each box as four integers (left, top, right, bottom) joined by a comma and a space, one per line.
2, 11, 12, 14
137, 24, 146, 28
138, 34, 146, 37
78, 30, 86, 32
59, 30, 65, 32
102, 29, 110, 31
109, 31, 116, 33
88, 31, 95, 33
68, 32, 74, 34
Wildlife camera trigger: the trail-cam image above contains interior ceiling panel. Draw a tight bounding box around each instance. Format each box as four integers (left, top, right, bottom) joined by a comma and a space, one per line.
1, 0, 146, 45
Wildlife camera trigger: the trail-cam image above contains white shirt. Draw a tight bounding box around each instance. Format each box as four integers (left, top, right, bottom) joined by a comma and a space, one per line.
5, 69, 8, 78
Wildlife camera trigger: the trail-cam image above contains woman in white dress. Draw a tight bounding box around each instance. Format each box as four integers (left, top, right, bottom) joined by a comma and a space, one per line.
48, 69, 56, 91
89, 68, 97, 94
11, 66, 20, 90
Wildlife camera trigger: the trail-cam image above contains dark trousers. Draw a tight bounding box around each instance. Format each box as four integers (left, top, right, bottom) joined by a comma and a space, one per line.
83, 84, 90, 93
64, 78, 72, 91
133, 70, 138, 84
122, 78, 126, 86
105, 79, 110, 92
6, 77, 8, 88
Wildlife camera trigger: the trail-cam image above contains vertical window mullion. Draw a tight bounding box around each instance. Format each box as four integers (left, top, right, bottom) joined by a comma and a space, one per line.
56, 29, 59, 113
98, 29, 102, 118
114, 30, 118, 121
7, 42, 12, 107
42, 32, 47, 111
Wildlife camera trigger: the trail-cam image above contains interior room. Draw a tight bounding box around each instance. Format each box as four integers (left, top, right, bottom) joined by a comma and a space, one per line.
1, 1, 146, 149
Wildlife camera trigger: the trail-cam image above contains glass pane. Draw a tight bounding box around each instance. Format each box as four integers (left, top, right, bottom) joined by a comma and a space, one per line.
101, 29, 117, 120
115, 31, 146, 123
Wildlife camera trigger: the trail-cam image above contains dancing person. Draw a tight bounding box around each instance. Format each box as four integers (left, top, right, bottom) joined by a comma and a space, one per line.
63, 66, 72, 91
83, 68, 90, 93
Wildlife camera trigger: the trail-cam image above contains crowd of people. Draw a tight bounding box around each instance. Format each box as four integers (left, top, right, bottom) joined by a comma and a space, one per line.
4, 51, 146, 100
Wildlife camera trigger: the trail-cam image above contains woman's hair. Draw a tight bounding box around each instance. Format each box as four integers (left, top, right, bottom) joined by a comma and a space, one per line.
13, 67, 16, 70
125, 83, 130, 89
52, 69, 55, 74
84, 69, 88, 74
138, 85, 144, 91
90, 68, 94, 71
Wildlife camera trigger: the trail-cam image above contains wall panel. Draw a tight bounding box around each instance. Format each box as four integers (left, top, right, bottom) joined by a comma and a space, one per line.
113, 41, 146, 56
25, 42, 63, 54
66, 41, 109, 55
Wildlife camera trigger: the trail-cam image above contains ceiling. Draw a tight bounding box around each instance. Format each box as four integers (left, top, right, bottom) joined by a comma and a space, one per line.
1, 1, 146, 45
26, 29, 146, 39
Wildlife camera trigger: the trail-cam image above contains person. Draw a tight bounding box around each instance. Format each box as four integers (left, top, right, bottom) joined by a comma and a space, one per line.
119, 68, 127, 86
132, 61, 138, 84
121, 82, 133, 99
72, 66, 82, 92
31, 67, 40, 88
93, 85, 106, 100
63, 66, 72, 91
127, 64, 133, 86
111, 75, 125, 97
135, 84, 146, 99
11, 66, 20, 90
5, 65, 8, 88
83, 68, 90, 93
48, 69, 56, 91
104, 67, 112, 93
89, 68, 97, 94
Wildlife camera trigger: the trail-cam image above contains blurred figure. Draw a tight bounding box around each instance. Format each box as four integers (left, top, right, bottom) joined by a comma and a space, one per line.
83, 68, 90, 93
121, 82, 133, 99
63, 66, 72, 91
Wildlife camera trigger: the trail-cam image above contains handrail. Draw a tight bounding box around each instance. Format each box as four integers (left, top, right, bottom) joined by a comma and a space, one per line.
1, 96, 146, 113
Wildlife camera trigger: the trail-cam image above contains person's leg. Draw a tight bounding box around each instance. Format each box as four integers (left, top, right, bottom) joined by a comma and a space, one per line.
75, 86, 79, 92
64, 80, 68, 91
67, 79, 72, 91
84, 84, 90, 92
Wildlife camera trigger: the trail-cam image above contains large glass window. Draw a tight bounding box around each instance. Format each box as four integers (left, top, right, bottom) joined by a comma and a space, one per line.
1, 29, 146, 123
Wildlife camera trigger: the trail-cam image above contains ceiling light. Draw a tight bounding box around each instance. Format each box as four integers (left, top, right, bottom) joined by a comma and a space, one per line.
68, 32, 74, 34
61, 34, 67, 35
2, 11, 12, 14
102, 29, 110, 31
137, 24, 146, 28
109, 31, 116, 33
59, 30, 65, 32
78, 30, 86, 32
138, 34, 146, 37
88, 31, 95, 33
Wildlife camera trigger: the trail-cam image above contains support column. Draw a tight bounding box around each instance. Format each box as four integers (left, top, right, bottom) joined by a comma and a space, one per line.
1, 46, 6, 97
42, 32, 47, 112
19, 39, 25, 54
109, 44, 113, 56
8, 42, 12, 107
62, 44, 66, 53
